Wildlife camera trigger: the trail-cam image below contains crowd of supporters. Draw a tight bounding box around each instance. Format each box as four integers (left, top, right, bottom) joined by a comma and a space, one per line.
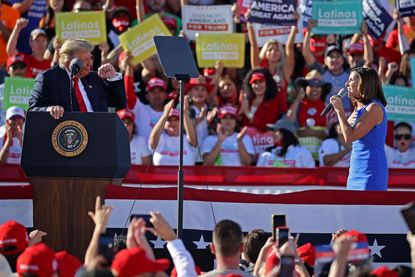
0, 0, 414, 168
1, 196, 415, 277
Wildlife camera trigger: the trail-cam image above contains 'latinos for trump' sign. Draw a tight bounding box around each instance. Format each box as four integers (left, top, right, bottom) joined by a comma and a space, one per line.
362, 0, 393, 40
312, 0, 362, 34
248, 0, 297, 26
195, 33, 245, 68
55, 11, 107, 44
182, 5, 233, 41
119, 14, 171, 66
396, 0, 415, 17
382, 84, 415, 122
3, 77, 35, 111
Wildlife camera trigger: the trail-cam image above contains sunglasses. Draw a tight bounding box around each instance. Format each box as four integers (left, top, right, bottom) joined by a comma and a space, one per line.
394, 134, 412, 140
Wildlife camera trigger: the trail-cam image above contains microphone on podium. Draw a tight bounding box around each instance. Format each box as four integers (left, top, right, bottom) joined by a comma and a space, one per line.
321, 88, 348, 116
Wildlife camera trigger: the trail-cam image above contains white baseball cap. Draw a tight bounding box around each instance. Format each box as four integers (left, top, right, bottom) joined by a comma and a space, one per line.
6, 106, 26, 120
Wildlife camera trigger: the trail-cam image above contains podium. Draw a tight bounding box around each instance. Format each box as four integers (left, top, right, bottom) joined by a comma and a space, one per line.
21, 112, 130, 260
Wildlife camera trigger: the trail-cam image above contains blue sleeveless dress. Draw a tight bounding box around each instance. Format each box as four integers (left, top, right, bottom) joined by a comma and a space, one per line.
347, 99, 388, 191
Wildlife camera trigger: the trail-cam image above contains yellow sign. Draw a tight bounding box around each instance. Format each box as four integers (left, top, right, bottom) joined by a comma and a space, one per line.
119, 14, 172, 65
55, 11, 107, 44
52, 120, 88, 157
195, 33, 245, 68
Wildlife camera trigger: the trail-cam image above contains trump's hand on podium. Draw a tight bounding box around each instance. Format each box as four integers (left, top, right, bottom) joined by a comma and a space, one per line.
98, 63, 117, 79
47, 105, 64, 119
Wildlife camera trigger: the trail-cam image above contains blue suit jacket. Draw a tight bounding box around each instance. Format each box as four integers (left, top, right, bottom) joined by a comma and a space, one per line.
28, 65, 126, 112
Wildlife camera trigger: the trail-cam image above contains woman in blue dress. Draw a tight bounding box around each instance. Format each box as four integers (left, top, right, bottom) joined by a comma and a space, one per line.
330, 67, 388, 191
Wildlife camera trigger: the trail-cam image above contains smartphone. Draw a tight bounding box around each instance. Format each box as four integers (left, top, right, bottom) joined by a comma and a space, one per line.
272, 214, 287, 242
130, 214, 154, 228
401, 201, 415, 234
279, 255, 295, 277
277, 227, 290, 248
99, 234, 115, 265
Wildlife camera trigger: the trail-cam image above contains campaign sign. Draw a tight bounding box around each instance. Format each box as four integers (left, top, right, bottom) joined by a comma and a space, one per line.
300, 0, 313, 28
362, 0, 393, 40
312, 0, 362, 34
396, 0, 415, 17
182, 5, 233, 41
382, 84, 415, 122
119, 14, 171, 66
3, 77, 35, 110
55, 11, 107, 44
195, 33, 245, 68
248, 0, 297, 25
252, 20, 303, 46
246, 127, 274, 155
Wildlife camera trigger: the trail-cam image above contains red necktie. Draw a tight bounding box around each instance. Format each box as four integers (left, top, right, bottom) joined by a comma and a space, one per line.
73, 76, 87, 112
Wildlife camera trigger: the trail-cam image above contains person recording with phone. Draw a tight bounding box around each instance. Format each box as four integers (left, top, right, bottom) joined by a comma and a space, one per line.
28, 39, 126, 119
329, 67, 388, 191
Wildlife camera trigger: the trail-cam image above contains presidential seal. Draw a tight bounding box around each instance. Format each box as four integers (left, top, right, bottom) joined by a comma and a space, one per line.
51, 120, 88, 157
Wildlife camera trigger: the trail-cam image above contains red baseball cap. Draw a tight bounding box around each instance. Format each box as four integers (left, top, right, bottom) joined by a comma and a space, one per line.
111, 247, 170, 276
310, 36, 327, 53
6, 53, 27, 71
17, 243, 58, 277
249, 72, 266, 84
347, 42, 364, 55
371, 266, 399, 277
203, 68, 216, 76
0, 220, 29, 255
117, 109, 135, 122
185, 78, 213, 92
340, 229, 368, 243
147, 77, 167, 92
55, 251, 82, 277
218, 106, 237, 119
297, 243, 315, 267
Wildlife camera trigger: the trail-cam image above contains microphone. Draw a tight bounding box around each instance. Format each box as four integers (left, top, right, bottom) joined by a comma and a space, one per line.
69, 58, 83, 75
321, 88, 348, 116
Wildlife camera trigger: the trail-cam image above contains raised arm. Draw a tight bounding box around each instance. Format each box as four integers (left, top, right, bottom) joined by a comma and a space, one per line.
6, 18, 28, 57
136, 0, 145, 23
283, 14, 298, 79
12, 0, 34, 14
237, 127, 253, 166
302, 19, 317, 66
149, 100, 173, 150
184, 96, 197, 147
361, 23, 373, 67
286, 87, 305, 123
247, 23, 260, 69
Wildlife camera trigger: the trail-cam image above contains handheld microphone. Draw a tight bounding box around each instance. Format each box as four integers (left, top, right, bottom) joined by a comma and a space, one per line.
321, 88, 348, 116
69, 58, 83, 75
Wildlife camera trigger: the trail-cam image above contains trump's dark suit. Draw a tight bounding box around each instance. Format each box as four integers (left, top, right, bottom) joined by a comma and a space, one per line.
28, 65, 126, 112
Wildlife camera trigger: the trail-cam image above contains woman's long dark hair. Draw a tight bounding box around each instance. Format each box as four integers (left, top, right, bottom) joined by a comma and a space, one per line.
353, 67, 387, 106
265, 128, 299, 157
243, 68, 278, 102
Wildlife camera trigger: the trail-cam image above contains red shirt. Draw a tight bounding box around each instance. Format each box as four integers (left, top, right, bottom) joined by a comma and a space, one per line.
23, 54, 50, 78
298, 99, 326, 127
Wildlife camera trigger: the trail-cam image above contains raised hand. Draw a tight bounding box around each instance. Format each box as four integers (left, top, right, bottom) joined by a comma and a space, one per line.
207, 107, 218, 123
237, 126, 248, 142
98, 63, 117, 79
87, 196, 113, 233
148, 212, 176, 241
16, 18, 29, 30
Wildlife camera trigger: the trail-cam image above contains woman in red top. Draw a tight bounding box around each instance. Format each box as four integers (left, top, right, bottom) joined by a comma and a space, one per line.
287, 70, 331, 133
239, 68, 285, 132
